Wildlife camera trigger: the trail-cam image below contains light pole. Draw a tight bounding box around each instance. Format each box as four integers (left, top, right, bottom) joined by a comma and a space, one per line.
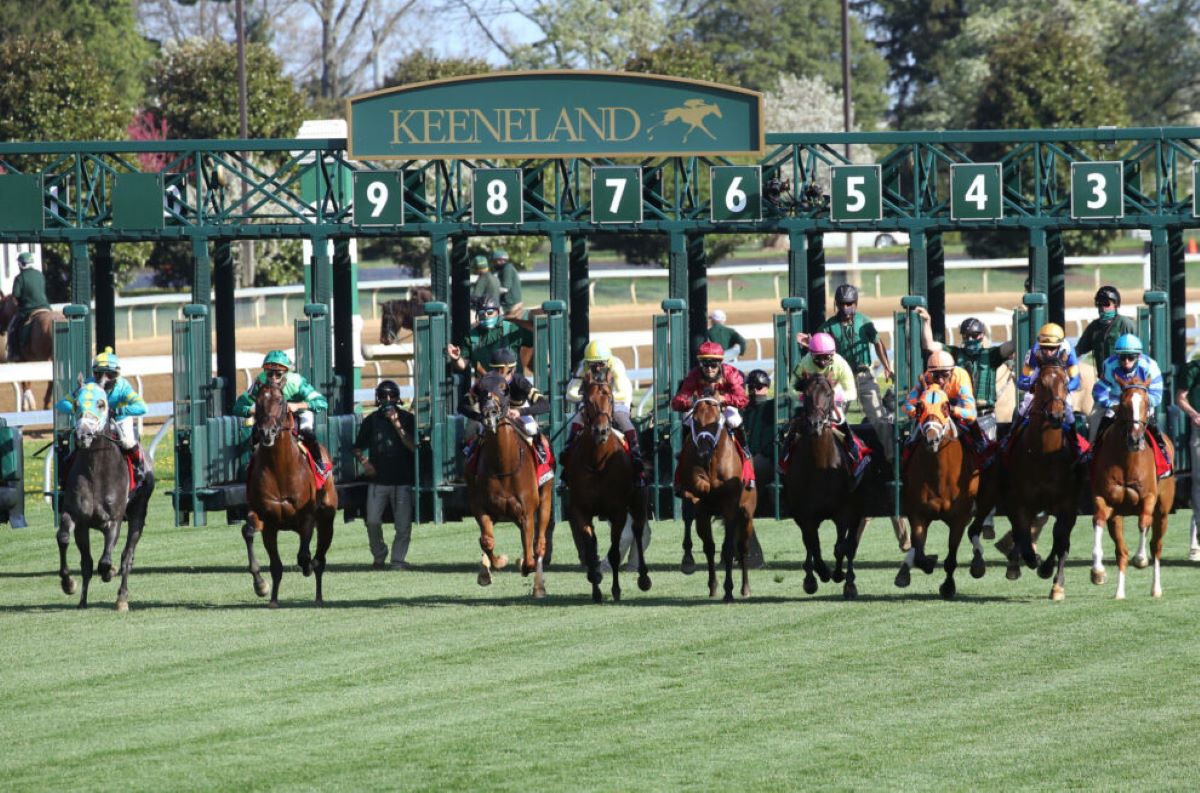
841, 0, 859, 273
235, 0, 255, 284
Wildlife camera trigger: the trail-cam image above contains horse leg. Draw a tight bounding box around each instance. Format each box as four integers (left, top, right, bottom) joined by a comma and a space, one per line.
313, 510, 334, 606
720, 520, 736, 603
739, 513, 753, 599
244, 514, 269, 597
41, 380, 52, 411
535, 482, 553, 593
940, 517, 968, 600
75, 523, 93, 609
476, 514, 505, 586
800, 519, 820, 595
608, 511, 628, 603
631, 506, 652, 593
896, 517, 927, 588
57, 515, 77, 596
968, 522, 987, 580
1189, 517, 1200, 562
262, 526, 284, 608
528, 512, 546, 599
839, 517, 860, 600
115, 515, 145, 612
1108, 516, 1129, 600
1151, 508, 1167, 598
1131, 522, 1151, 570
1090, 503, 1112, 586
97, 519, 122, 583
680, 501, 696, 575
695, 511, 718, 598
579, 515, 602, 602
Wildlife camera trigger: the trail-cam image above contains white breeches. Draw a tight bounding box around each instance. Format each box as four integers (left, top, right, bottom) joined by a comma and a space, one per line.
519, 415, 540, 437
723, 406, 742, 428
297, 409, 314, 433
1018, 392, 1074, 424
114, 416, 139, 450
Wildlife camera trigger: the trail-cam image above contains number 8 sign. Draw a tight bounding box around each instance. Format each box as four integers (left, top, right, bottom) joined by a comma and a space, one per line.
830, 165, 882, 222
710, 166, 762, 222
352, 171, 404, 226
472, 168, 524, 225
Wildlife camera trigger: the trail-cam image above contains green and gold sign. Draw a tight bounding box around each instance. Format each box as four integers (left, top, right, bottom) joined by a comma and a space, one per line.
347, 71, 763, 159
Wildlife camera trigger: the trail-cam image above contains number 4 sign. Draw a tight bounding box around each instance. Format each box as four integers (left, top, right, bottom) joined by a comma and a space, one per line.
950, 163, 1003, 221
710, 166, 762, 222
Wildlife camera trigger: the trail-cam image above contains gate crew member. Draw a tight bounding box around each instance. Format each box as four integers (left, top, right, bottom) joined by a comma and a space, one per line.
353, 380, 416, 570
799, 284, 895, 463
57, 347, 150, 486
446, 296, 533, 377
470, 254, 501, 310
1076, 285, 1137, 441
1092, 334, 1170, 472
1172, 354, 1200, 557
743, 369, 776, 487
235, 350, 331, 476
7, 251, 50, 363
562, 340, 645, 484
790, 331, 870, 477
491, 249, 525, 319
706, 309, 747, 359
1015, 322, 1085, 458
458, 347, 552, 476
671, 341, 754, 489
903, 350, 988, 454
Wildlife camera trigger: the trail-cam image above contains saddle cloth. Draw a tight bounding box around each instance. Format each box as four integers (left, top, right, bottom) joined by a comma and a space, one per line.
62, 448, 136, 493
1089, 430, 1172, 479
296, 439, 332, 489
465, 434, 555, 485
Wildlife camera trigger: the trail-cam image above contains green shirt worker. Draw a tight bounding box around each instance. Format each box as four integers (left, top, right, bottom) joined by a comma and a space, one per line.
491, 249, 525, 319
706, 309, 747, 359
353, 380, 417, 569
1078, 285, 1138, 441
470, 254, 501, 310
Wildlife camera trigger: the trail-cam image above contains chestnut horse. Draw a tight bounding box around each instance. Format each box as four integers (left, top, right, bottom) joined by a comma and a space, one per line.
565, 376, 651, 602
379, 287, 435, 344
677, 388, 756, 601
783, 375, 864, 599
1090, 379, 1175, 599
0, 293, 61, 409
246, 383, 337, 607
467, 373, 553, 598
897, 386, 985, 598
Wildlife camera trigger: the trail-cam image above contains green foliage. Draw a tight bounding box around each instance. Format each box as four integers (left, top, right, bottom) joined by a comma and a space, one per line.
1103, 0, 1200, 125
623, 38, 732, 83
253, 238, 305, 287
36, 241, 153, 301
509, 0, 674, 70
147, 38, 308, 140
383, 52, 493, 88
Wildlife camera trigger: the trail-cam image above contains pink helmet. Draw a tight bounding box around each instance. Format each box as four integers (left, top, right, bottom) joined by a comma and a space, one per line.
809, 332, 836, 355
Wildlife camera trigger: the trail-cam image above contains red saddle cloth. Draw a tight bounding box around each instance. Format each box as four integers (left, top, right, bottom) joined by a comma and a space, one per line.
296, 440, 331, 489
465, 436, 555, 485
62, 449, 136, 493
673, 434, 755, 490
1089, 430, 1170, 479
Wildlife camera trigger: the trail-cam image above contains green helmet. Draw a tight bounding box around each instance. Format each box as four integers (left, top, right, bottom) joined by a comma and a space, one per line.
17, 251, 34, 267
1114, 334, 1143, 355
472, 254, 490, 272
491, 249, 509, 263
263, 350, 293, 370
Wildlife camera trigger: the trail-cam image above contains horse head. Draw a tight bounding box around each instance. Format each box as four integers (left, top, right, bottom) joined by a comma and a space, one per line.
800, 375, 834, 437
1033, 359, 1069, 428
583, 378, 614, 443
72, 381, 110, 449
689, 387, 724, 460
474, 373, 511, 434
0, 292, 15, 331
1117, 376, 1151, 452
917, 385, 954, 452
253, 382, 292, 447
380, 300, 402, 345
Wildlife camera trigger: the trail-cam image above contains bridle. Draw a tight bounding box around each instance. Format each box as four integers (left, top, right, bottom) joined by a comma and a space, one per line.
254, 383, 291, 447
1032, 362, 1068, 428
582, 380, 614, 444
476, 382, 526, 477
686, 395, 725, 460
1117, 383, 1149, 451
800, 377, 834, 437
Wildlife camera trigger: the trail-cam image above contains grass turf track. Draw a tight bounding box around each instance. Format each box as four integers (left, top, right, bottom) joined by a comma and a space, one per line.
2, 481, 1200, 791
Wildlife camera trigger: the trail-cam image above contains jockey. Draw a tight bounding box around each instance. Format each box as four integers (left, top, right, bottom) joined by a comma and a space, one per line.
790, 331, 868, 471
1017, 322, 1082, 418
57, 347, 149, 485
903, 350, 988, 453
1092, 334, 1170, 464
447, 296, 533, 376
458, 347, 551, 467
563, 340, 644, 483
671, 341, 752, 487
6, 251, 51, 363
233, 350, 331, 476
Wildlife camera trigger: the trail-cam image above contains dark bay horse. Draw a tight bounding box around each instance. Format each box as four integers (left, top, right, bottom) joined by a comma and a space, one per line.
783, 375, 864, 599
0, 293, 62, 409
466, 374, 553, 598
898, 386, 985, 599
379, 287, 435, 345
565, 376, 651, 602
1090, 379, 1175, 599
246, 383, 337, 607
57, 382, 155, 610
677, 389, 756, 601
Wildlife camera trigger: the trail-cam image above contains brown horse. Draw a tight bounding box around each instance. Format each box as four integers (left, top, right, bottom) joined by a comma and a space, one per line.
783, 375, 864, 599
0, 292, 62, 409
245, 383, 337, 607
566, 376, 651, 602
466, 373, 553, 598
677, 388, 756, 601
897, 386, 984, 598
1089, 380, 1175, 599
379, 287, 435, 344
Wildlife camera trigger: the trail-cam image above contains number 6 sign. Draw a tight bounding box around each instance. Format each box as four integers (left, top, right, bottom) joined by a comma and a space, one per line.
352, 171, 404, 226
710, 166, 762, 222
472, 168, 524, 225
830, 165, 882, 222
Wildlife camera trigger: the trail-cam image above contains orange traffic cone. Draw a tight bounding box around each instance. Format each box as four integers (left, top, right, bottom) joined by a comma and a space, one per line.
1188, 237, 1198, 255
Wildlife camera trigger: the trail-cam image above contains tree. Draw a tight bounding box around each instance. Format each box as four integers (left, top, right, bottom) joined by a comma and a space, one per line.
383, 52, 493, 88
299, 0, 421, 100
1103, 0, 1200, 126
623, 38, 731, 84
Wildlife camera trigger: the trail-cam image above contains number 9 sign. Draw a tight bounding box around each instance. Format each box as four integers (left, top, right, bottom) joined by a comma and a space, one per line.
352, 171, 404, 226
472, 168, 524, 225
710, 166, 761, 222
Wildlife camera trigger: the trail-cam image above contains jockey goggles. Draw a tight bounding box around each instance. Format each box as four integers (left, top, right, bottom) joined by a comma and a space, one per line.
1118, 353, 1139, 362
813, 353, 834, 367
699, 359, 722, 369
264, 366, 287, 380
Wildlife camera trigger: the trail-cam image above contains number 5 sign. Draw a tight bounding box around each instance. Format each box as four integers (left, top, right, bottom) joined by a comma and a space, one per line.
472, 168, 524, 225
1071, 161, 1124, 219
830, 165, 882, 222
352, 171, 404, 226
710, 166, 761, 222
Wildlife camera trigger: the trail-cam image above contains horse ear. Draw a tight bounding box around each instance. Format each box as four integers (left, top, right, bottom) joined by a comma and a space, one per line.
76, 372, 84, 388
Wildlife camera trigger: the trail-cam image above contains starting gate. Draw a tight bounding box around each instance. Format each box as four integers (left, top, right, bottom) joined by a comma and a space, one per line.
50, 305, 91, 526
650, 299, 688, 518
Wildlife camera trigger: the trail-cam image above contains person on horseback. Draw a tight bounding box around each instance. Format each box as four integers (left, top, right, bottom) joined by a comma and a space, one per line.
1092, 333, 1170, 472
1077, 286, 1138, 441
903, 350, 988, 455
491, 249, 525, 319
459, 347, 551, 469
671, 341, 752, 487
563, 340, 645, 484
56, 347, 149, 486
470, 254, 501, 310
790, 331, 870, 476
234, 350, 331, 476
1015, 322, 1086, 457
447, 296, 533, 376
6, 251, 50, 363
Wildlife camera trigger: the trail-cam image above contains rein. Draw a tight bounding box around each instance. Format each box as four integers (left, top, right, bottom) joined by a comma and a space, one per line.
481, 417, 527, 478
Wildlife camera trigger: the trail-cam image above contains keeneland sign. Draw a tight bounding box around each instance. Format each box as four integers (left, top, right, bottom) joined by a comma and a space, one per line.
346, 71, 764, 159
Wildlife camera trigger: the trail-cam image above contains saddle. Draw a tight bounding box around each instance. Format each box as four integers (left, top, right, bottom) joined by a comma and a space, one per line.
464, 432, 555, 486
295, 439, 332, 489
1089, 426, 1172, 479
62, 444, 137, 494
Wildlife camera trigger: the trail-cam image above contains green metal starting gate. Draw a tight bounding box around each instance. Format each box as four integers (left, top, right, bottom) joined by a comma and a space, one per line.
650, 299, 689, 519
50, 305, 91, 526
770, 297, 807, 516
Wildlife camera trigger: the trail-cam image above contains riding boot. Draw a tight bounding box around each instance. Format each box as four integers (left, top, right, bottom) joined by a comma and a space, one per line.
125, 445, 147, 488
1148, 423, 1173, 473
300, 429, 331, 476
532, 433, 547, 466
623, 428, 647, 486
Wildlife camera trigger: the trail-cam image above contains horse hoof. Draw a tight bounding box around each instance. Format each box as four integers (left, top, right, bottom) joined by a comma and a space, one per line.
115, 600, 129, 613
1037, 559, 1055, 579
1152, 588, 1163, 599
802, 575, 818, 595
939, 580, 956, 600
592, 587, 602, 604
477, 567, 492, 587
1006, 565, 1021, 582
1132, 555, 1149, 570
1091, 569, 1107, 586
1189, 547, 1200, 562
612, 587, 621, 603
533, 586, 547, 599
254, 578, 270, 598
814, 562, 832, 583
61, 577, 76, 596
981, 525, 996, 540
709, 584, 719, 598
77, 601, 88, 610
301, 567, 312, 578
894, 568, 911, 589
831, 568, 845, 584
681, 556, 696, 575
314, 598, 324, 608
970, 556, 986, 579
723, 591, 734, 603
843, 583, 858, 600
742, 584, 751, 598
587, 569, 602, 586
918, 555, 938, 575
268, 600, 280, 609
493, 554, 509, 571
1050, 585, 1065, 601
638, 575, 652, 592
1026, 554, 1043, 571
99, 565, 114, 583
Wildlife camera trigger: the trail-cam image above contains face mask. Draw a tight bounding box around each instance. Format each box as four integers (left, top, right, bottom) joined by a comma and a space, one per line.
838, 305, 856, 320
963, 339, 982, 352
749, 393, 767, 405
479, 314, 499, 329
1099, 309, 1117, 321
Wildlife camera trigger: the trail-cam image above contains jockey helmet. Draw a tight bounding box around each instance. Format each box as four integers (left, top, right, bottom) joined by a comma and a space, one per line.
1114, 333, 1143, 356
375, 380, 401, 405
809, 332, 837, 355
583, 340, 612, 362
747, 369, 770, 389
488, 347, 518, 370
475, 297, 501, 328
1036, 323, 1065, 346
491, 249, 509, 264
262, 350, 292, 371
927, 350, 955, 372
17, 251, 34, 268
1095, 285, 1121, 307
92, 347, 121, 374
834, 283, 859, 305
696, 341, 725, 360
472, 254, 490, 272
709, 309, 727, 323
959, 317, 986, 338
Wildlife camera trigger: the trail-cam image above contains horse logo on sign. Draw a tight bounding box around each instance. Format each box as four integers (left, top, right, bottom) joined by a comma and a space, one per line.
646, 98, 723, 143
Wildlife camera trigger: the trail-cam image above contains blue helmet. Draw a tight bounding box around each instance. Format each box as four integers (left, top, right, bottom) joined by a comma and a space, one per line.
1114, 333, 1143, 355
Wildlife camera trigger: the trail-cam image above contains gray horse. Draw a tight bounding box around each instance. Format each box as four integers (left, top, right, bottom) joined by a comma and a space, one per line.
56, 381, 155, 610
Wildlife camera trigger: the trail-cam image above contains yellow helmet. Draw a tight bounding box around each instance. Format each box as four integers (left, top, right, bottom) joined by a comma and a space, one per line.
583, 340, 611, 362
1036, 323, 1065, 345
